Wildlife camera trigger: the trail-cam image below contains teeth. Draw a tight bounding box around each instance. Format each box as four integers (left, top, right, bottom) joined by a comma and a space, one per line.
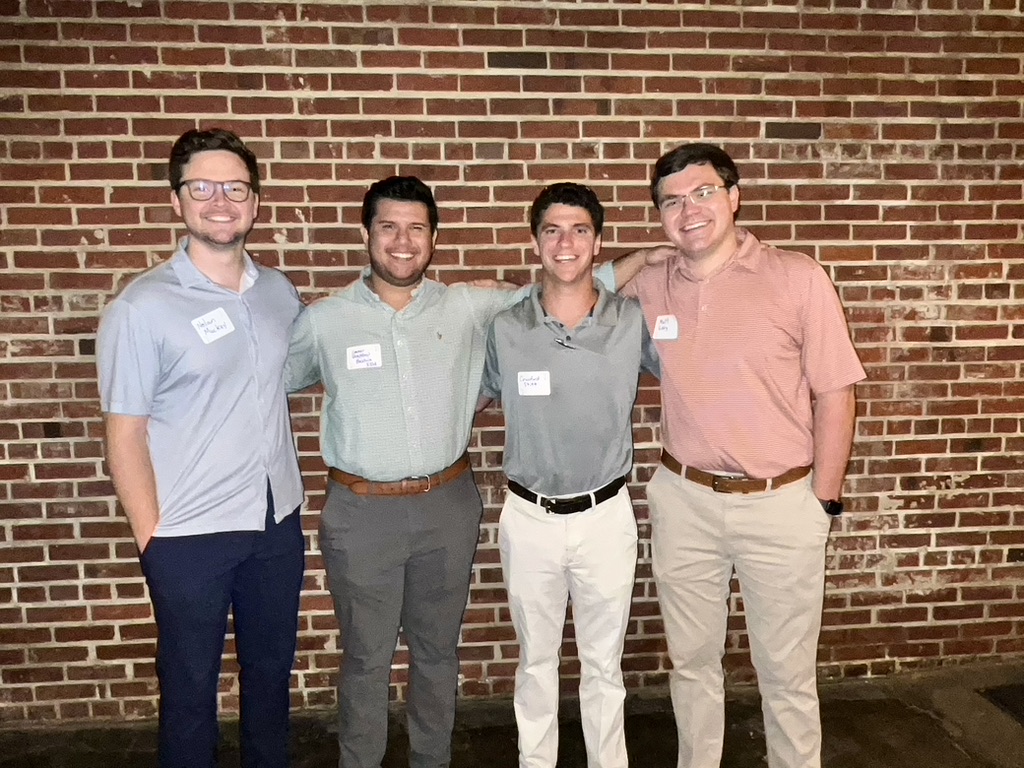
683, 222, 708, 232
391, 253, 414, 260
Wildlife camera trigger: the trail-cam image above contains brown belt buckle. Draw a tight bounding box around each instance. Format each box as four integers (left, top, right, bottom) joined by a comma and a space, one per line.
711, 474, 732, 493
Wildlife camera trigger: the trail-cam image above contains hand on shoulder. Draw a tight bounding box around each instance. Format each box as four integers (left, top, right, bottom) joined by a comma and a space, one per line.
643, 245, 681, 267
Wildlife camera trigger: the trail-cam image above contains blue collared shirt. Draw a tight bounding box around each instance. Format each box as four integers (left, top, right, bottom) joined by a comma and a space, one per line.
97, 238, 305, 536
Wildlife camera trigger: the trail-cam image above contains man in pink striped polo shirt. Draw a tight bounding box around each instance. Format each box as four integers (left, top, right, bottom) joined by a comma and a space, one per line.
622, 143, 866, 768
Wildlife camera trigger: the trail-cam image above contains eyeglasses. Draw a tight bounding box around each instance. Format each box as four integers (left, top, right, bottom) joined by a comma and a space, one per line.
658, 184, 729, 211
178, 179, 253, 203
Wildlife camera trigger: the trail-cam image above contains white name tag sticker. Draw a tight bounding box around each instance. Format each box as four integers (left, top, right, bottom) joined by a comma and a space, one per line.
191, 308, 235, 345
653, 314, 679, 340
347, 343, 383, 370
517, 370, 551, 397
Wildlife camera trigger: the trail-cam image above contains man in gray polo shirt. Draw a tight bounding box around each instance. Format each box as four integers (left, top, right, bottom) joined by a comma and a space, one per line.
481, 183, 659, 768
96, 129, 304, 768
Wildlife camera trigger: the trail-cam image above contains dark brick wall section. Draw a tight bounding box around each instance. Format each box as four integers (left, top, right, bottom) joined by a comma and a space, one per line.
765, 121, 823, 140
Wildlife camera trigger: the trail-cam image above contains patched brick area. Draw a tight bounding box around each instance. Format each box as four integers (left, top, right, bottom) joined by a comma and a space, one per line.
1, 0, 1023, 724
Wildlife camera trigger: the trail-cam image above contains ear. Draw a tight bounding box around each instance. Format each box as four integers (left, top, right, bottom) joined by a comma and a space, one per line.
530, 235, 540, 258
360, 227, 369, 249
251, 193, 260, 221
170, 190, 182, 217
592, 233, 602, 258
728, 185, 740, 214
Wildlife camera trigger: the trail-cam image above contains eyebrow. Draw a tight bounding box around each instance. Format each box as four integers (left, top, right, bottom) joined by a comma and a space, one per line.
541, 221, 594, 230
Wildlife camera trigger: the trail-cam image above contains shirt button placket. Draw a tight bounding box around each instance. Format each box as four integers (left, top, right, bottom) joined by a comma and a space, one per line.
393, 317, 421, 469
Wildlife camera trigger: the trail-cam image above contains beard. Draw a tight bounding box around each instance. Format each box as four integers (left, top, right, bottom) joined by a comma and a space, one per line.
368, 255, 429, 288
190, 229, 248, 251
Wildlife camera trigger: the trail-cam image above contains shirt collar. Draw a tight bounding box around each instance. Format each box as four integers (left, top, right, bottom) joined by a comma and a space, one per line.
526, 280, 619, 330
353, 265, 437, 312
169, 236, 259, 292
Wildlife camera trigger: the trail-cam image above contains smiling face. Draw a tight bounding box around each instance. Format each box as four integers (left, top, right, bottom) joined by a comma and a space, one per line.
170, 150, 258, 252
532, 203, 602, 287
656, 162, 740, 270
362, 198, 436, 289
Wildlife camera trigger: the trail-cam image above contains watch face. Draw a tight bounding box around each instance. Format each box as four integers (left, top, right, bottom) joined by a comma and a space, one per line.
823, 499, 844, 517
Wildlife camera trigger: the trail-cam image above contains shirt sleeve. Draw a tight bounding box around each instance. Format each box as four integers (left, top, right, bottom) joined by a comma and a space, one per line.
640, 315, 661, 379
800, 265, 866, 394
594, 261, 616, 293
285, 305, 321, 393
96, 299, 159, 416
480, 321, 502, 401
463, 283, 532, 331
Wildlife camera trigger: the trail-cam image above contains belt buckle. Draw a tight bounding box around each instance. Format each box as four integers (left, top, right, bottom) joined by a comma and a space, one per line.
406, 474, 431, 494
541, 496, 559, 513
710, 474, 731, 493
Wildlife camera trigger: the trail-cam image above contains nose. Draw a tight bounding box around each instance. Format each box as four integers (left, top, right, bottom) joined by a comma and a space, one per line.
206, 185, 232, 204
394, 226, 412, 246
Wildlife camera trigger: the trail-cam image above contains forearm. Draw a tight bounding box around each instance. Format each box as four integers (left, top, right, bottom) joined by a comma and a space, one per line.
104, 414, 161, 550
611, 245, 678, 291
611, 249, 646, 290
811, 385, 857, 500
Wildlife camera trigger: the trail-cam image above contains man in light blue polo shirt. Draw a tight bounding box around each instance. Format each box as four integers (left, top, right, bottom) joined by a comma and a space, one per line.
481, 183, 658, 768
96, 129, 305, 768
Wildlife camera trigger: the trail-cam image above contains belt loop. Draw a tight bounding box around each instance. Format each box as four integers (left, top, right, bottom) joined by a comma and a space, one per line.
589, 491, 596, 507
765, 477, 773, 491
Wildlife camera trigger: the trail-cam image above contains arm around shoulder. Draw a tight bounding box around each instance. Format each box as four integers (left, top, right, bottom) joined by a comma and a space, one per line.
610, 245, 678, 294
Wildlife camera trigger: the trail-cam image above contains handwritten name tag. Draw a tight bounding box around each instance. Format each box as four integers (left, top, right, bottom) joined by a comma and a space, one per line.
653, 314, 679, 340
517, 370, 551, 397
347, 343, 383, 370
191, 308, 235, 345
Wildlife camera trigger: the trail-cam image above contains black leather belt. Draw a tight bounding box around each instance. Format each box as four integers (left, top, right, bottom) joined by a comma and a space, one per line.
506, 476, 626, 515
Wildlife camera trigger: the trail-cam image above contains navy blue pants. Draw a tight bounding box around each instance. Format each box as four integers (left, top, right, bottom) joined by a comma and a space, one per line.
139, 487, 305, 768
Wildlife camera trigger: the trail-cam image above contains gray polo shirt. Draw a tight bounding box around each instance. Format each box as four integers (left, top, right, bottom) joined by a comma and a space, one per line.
481, 281, 659, 497
96, 238, 304, 537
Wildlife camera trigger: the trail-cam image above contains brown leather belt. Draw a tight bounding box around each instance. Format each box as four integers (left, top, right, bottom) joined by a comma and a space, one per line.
660, 449, 810, 494
328, 454, 471, 496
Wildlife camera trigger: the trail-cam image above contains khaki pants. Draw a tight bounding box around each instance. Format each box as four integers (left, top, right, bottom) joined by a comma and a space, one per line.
647, 465, 832, 768
499, 486, 638, 768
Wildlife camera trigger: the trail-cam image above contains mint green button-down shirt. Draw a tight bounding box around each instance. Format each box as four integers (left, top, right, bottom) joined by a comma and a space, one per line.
286, 264, 614, 482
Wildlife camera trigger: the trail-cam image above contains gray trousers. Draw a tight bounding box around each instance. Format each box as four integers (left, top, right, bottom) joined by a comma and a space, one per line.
319, 470, 483, 768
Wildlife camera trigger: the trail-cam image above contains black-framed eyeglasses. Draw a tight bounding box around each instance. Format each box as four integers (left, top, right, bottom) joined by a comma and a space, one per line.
178, 179, 253, 203
658, 184, 729, 211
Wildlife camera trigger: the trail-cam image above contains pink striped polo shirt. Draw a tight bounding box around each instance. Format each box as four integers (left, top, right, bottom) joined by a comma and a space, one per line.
623, 228, 866, 478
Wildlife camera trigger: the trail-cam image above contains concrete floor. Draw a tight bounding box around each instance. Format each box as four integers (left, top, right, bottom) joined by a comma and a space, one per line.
3, 661, 1024, 767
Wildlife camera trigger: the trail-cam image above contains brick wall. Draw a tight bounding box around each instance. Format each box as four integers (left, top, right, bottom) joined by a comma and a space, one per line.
2, 0, 1023, 724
